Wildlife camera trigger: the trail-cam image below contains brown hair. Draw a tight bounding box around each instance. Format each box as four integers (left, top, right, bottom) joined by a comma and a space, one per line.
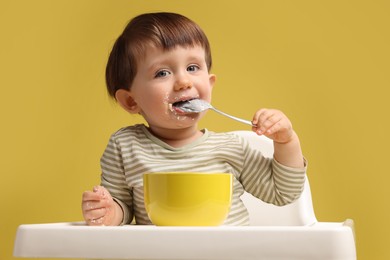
105, 12, 212, 99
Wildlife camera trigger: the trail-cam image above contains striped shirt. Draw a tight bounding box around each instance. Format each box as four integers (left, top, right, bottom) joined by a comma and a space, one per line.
100, 124, 306, 226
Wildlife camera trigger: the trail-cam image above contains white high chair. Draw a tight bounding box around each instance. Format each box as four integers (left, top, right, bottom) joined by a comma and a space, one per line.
14, 131, 356, 260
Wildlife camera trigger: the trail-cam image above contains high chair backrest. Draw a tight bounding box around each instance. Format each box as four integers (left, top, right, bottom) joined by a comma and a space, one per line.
232, 131, 317, 226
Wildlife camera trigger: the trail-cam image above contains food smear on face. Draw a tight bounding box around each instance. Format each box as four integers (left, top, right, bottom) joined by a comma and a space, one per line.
165, 95, 203, 123
171, 99, 204, 113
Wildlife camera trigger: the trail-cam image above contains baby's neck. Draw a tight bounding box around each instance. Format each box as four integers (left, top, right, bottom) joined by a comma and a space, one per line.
147, 126, 204, 148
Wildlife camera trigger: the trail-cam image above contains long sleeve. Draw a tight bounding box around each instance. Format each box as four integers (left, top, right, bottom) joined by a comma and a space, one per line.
100, 134, 133, 224
239, 137, 307, 206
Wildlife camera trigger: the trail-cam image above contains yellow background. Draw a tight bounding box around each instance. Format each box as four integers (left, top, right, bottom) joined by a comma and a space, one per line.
1, 0, 389, 259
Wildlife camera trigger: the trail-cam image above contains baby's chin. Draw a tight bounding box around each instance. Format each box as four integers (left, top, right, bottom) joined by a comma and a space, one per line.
170, 112, 199, 123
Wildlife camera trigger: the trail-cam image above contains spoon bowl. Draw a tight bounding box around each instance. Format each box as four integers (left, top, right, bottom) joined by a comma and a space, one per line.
174, 99, 254, 126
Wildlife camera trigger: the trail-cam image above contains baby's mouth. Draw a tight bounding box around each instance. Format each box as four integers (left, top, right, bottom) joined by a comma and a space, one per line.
169, 98, 197, 114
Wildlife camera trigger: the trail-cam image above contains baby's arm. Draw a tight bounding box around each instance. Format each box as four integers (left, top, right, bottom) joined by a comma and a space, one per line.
252, 108, 304, 168
81, 186, 124, 226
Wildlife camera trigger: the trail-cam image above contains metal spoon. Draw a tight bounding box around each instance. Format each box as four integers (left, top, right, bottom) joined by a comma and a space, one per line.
174, 99, 254, 126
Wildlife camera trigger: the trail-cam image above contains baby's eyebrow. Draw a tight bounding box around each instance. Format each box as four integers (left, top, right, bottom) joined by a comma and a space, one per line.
147, 63, 167, 74
186, 53, 208, 65
145, 55, 171, 71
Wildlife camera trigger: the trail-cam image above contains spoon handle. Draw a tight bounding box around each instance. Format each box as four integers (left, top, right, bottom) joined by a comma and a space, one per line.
211, 107, 255, 127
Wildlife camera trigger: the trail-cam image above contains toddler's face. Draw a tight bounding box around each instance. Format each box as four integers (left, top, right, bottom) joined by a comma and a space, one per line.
129, 45, 216, 129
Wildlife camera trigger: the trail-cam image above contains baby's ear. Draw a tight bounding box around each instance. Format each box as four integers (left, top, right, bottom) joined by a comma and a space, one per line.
115, 89, 141, 114
209, 74, 216, 88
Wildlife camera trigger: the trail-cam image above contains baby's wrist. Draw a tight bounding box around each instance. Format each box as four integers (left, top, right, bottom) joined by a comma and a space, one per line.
274, 130, 297, 145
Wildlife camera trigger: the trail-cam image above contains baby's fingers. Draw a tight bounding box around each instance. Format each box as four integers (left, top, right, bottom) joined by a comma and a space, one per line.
82, 190, 102, 203
82, 186, 112, 226
262, 120, 284, 135
83, 207, 108, 226
82, 197, 110, 226
82, 194, 112, 212
253, 109, 280, 134
82, 200, 103, 211
252, 108, 267, 125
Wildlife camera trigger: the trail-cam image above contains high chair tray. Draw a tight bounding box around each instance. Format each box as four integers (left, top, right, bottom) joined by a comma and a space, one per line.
14, 222, 356, 260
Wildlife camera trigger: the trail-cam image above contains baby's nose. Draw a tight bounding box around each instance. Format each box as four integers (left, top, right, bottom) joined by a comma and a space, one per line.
174, 78, 192, 91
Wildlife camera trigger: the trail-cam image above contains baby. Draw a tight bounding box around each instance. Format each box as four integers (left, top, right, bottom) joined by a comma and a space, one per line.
82, 12, 306, 226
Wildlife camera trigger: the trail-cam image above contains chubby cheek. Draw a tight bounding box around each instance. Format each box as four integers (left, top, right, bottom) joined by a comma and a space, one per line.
200, 91, 212, 104
203, 94, 212, 103
135, 96, 161, 116
199, 82, 214, 102
137, 99, 171, 121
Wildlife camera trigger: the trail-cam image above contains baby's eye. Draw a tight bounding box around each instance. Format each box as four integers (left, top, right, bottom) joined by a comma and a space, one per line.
187, 65, 199, 72
155, 70, 170, 78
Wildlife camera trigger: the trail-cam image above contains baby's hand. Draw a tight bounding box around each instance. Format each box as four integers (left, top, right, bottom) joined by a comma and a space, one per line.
81, 186, 118, 226
252, 108, 294, 144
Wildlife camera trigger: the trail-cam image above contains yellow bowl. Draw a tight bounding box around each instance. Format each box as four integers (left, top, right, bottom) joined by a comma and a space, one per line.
143, 172, 233, 226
